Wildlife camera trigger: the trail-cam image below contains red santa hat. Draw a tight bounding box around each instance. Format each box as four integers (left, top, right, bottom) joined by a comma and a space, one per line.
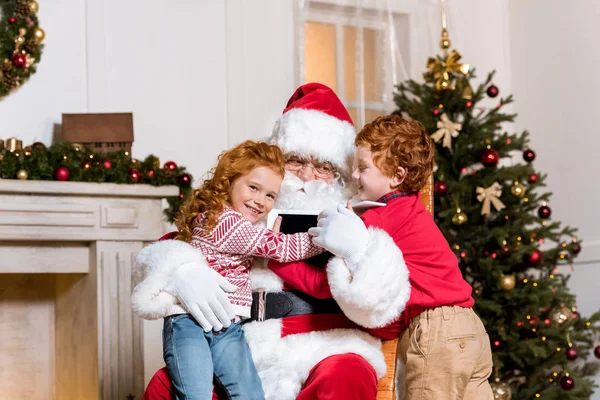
271, 83, 356, 179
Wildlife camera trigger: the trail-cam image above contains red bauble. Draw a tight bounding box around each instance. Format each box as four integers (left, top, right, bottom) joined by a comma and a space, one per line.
53, 167, 70, 181
103, 160, 112, 169
433, 109, 440, 115
481, 148, 499, 167
526, 249, 543, 266
466, 101, 473, 108
164, 161, 177, 171
571, 242, 582, 254
566, 347, 578, 361
528, 173, 538, 184
486, 85, 499, 98
594, 345, 600, 358
434, 181, 449, 195
177, 173, 192, 187
538, 205, 552, 219
81, 161, 92, 170
560, 376, 575, 391
8, 16, 16, 24
523, 149, 536, 162
12, 53, 26, 67
147, 170, 155, 177
128, 169, 141, 183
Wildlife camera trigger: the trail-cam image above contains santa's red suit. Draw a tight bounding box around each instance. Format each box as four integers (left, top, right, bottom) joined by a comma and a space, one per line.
132, 83, 410, 400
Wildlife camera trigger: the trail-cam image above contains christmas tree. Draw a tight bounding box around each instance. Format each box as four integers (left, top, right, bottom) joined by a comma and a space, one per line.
393, 27, 600, 399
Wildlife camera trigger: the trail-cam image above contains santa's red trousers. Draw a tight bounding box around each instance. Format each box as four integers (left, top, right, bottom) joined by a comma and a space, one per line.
142, 353, 377, 400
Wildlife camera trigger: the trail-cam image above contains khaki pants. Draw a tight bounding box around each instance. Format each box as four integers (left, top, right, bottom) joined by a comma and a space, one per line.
398, 306, 493, 400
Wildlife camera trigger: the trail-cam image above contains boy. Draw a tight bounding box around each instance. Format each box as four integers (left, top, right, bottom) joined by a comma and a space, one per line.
310, 115, 494, 399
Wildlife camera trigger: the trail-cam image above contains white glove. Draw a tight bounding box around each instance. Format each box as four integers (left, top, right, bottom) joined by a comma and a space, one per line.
308, 204, 369, 271
167, 262, 238, 332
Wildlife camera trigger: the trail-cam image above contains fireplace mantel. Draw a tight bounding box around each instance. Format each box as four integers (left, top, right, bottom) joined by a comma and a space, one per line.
0, 180, 178, 400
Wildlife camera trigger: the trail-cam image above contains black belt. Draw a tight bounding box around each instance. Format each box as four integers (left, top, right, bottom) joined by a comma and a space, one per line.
248, 290, 341, 321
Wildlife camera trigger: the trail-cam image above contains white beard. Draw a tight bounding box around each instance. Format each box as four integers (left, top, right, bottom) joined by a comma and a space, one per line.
274, 171, 354, 211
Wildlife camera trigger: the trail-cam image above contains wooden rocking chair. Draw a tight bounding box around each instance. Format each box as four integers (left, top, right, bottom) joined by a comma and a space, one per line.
376, 176, 434, 400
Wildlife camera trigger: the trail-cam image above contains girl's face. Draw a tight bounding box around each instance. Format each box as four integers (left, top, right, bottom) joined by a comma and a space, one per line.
229, 166, 283, 224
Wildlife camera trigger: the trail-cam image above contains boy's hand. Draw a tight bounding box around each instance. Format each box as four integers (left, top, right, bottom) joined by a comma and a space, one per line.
308, 204, 369, 271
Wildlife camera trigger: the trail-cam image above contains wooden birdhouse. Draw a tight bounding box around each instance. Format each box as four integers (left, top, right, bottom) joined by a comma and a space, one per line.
60, 113, 134, 155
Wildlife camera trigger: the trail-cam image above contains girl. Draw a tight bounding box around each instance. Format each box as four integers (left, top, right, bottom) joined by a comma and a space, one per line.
163, 140, 324, 400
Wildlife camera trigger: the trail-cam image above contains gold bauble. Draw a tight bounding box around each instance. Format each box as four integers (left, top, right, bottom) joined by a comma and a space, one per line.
549, 305, 573, 325
33, 27, 45, 43
16, 169, 28, 180
510, 182, 525, 198
500, 274, 516, 291
29, 1, 39, 13
452, 209, 468, 225
490, 379, 512, 400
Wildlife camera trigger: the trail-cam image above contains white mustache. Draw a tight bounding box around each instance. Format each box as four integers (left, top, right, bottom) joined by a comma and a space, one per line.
276, 171, 348, 210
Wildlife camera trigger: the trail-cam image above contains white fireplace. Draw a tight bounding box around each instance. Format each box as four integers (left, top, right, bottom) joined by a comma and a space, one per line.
0, 180, 177, 400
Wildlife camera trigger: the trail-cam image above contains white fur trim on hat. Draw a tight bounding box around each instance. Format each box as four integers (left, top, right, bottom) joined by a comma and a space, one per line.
326, 227, 411, 328
131, 240, 208, 320
271, 108, 356, 178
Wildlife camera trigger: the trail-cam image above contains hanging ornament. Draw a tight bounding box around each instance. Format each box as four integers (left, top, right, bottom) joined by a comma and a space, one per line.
33, 27, 45, 43
486, 84, 499, 98
12, 53, 26, 68
527, 173, 538, 184
538, 204, 552, 219
560, 375, 575, 391
594, 345, 600, 358
103, 160, 112, 169
164, 161, 178, 171
476, 182, 506, 215
423, 50, 470, 92
526, 249, 543, 266
481, 147, 499, 167
128, 169, 141, 183
177, 173, 192, 187
8, 16, 16, 24
434, 181, 449, 196
510, 182, 525, 198
499, 274, 515, 291
29, 0, 39, 13
523, 149, 536, 163
53, 167, 70, 181
549, 305, 573, 325
570, 238, 581, 254
452, 208, 468, 225
431, 113, 461, 149
490, 379, 511, 400
566, 347, 578, 361
16, 169, 28, 180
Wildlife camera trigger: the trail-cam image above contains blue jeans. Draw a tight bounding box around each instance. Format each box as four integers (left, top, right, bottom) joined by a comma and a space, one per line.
163, 314, 264, 400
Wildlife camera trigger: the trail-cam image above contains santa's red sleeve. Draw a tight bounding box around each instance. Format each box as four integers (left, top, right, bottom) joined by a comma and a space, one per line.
267, 259, 332, 299
325, 211, 411, 329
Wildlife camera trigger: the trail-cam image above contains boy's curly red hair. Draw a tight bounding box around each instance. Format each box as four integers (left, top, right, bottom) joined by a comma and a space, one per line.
174, 140, 285, 242
355, 115, 434, 193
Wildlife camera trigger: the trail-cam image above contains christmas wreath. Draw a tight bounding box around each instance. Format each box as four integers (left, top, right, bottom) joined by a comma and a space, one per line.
0, 139, 193, 223
0, 0, 44, 97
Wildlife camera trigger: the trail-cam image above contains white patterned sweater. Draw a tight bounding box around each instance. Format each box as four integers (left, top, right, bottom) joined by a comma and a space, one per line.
190, 207, 324, 318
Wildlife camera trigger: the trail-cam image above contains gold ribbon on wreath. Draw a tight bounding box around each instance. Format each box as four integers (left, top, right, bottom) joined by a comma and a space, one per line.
476, 182, 506, 215
423, 50, 472, 99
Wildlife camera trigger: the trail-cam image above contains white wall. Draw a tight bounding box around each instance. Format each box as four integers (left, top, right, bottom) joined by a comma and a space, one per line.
509, 1, 600, 397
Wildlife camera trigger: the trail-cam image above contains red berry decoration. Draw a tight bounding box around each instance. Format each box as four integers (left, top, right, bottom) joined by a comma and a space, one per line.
528, 173, 538, 184
164, 161, 178, 171
12, 53, 26, 67
526, 249, 543, 266
523, 149, 536, 162
486, 84, 499, 98
481, 148, 499, 167
538, 205, 552, 219
571, 242, 581, 254
466, 101, 473, 108
103, 160, 112, 169
177, 173, 192, 187
594, 345, 600, 358
128, 169, 141, 183
566, 347, 578, 361
434, 181, 449, 196
9, 17, 16, 24
433, 109, 440, 115
147, 170, 155, 177
560, 375, 575, 391
53, 167, 70, 181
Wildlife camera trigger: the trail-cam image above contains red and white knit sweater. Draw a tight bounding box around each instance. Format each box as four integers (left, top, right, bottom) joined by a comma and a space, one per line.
190, 207, 324, 318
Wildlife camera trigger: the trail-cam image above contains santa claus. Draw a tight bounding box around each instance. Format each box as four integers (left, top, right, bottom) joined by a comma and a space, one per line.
132, 83, 410, 400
